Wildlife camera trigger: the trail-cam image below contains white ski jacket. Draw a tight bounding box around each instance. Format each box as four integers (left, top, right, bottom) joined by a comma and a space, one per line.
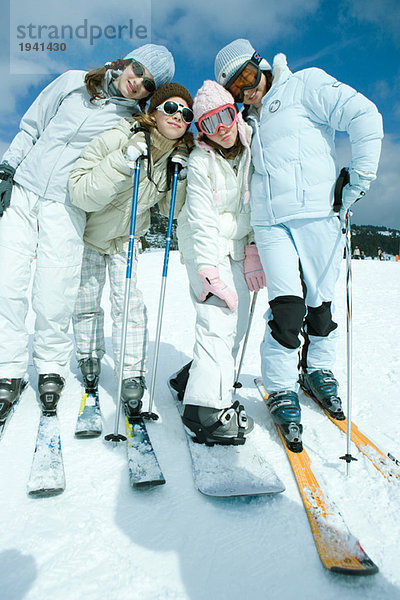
177, 125, 254, 269
2, 70, 140, 205
69, 118, 187, 255
247, 54, 383, 226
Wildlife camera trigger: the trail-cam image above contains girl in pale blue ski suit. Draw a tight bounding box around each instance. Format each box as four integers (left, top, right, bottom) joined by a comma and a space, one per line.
214, 39, 383, 428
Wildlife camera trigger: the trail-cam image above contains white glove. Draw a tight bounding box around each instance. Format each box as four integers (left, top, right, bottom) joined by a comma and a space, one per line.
125, 142, 147, 169
170, 152, 188, 170
170, 147, 190, 180
123, 131, 148, 169
339, 169, 375, 223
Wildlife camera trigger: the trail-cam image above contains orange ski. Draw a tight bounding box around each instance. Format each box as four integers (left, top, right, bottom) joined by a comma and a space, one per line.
301, 389, 400, 482
255, 378, 378, 575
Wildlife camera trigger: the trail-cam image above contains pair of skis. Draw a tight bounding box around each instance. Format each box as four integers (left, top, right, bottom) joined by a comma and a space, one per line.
254, 377, 400, 576
26, 389, 101, 497
10, 376, 399, 576
27, 386, 165, 496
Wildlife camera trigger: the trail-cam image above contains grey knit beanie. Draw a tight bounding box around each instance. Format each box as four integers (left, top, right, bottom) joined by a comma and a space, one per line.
214, 39, 271, 87
124, 44, 175, 89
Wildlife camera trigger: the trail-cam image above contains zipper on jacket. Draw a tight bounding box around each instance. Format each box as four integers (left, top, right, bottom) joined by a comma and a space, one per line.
246, 114, 276, 220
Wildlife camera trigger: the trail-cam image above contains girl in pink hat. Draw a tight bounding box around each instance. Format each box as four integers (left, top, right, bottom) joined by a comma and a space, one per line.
170, 80, 266, 445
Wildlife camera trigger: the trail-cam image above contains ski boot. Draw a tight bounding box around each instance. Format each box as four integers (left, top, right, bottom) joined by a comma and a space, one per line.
79, 357, 101, 391
181, 400, 254, 446
169, 361, 192, 401
121, 376, 146, 419
0, 378, 24, 423
38, 373, 65, 415
299, 369, 345, 420
266, 390, 303, 452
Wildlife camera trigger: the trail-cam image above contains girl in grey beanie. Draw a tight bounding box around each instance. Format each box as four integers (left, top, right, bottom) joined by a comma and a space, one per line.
214, 38, 383, 450
0, 43, 175, 427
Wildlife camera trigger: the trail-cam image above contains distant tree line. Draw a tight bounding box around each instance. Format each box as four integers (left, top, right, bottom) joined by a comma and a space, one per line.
351, 225, 400, 258
143, 209, 400, 259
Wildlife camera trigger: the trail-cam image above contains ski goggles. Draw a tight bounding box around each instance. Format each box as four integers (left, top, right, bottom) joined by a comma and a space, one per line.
131, 60, 156, 94
197, 104, 237, 136
225, 53, 262, 102
156, 100, 194, 124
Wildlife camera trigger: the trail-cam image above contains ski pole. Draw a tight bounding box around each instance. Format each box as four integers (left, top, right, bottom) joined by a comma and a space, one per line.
233, 291, 258, 391
340, 210, 357, 474
105, 159, 141, 443
146, 164, 180, 417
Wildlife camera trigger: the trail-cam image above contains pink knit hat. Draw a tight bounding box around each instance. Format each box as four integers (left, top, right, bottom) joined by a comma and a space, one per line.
193, 80, 251, 204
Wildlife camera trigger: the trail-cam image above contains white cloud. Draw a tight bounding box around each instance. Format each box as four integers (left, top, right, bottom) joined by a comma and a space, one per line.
150, 0, 321, 61
344, 0, 400, 44
336, 134, 400, 229
290, 40, 353, 70
0, 68, 48, 119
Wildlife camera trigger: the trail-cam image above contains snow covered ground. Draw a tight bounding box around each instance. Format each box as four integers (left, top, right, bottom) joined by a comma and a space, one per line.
1, 251, 400, 600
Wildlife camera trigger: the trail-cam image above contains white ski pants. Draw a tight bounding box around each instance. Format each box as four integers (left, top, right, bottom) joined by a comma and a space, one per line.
254, 217, 344, 393
72, 245, 148, 379
183, 256, 250, 409
0, 183, 86, 378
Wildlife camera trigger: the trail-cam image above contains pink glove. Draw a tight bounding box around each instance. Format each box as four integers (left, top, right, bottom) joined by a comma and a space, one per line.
243, 244, 266, 292
198, 267, 238, 312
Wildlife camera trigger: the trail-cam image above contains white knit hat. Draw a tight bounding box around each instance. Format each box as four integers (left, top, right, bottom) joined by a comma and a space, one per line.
124, 44, 175, 89
214, 39, 271, 87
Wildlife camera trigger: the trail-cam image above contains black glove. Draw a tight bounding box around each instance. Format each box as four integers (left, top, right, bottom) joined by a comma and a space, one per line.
0, 162, 16, 217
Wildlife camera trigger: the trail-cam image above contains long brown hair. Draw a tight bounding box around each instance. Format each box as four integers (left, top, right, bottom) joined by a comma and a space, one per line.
84, 59, 148, 110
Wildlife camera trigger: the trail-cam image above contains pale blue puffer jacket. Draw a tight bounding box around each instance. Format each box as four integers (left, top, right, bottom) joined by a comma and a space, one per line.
247, 54, 383, 226
2, 70, 140, 205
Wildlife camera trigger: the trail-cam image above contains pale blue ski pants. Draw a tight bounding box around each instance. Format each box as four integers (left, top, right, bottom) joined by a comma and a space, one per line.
254, 217, 344, 393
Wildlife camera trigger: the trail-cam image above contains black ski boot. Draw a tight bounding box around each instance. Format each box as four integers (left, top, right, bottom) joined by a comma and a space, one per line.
121, 376, 145, 419
181, 401, 254, 446
169, 361, 192, 401
266, 390, 303, 452
38, 373, 65, 415
79, 357, 101, 391
0, 378, 23, 423
299, 369, 345, 420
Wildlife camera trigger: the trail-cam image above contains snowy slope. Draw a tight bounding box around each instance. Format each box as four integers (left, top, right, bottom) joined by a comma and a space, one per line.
1, 251, 400, 600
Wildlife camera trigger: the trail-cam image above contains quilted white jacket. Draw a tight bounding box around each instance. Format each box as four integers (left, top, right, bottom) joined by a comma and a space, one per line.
177, 124, 254, 269
2, 70, 140, 204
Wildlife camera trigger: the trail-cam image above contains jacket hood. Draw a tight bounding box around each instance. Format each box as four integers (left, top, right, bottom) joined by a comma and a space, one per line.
271, 53, 291, 87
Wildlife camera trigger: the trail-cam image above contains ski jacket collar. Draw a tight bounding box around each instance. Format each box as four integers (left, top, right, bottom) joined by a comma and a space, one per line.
103, 70, 141, 111
194, 120, 252, 204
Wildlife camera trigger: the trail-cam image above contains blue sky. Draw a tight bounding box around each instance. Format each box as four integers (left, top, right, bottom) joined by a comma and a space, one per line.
1, 0, 399, 228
